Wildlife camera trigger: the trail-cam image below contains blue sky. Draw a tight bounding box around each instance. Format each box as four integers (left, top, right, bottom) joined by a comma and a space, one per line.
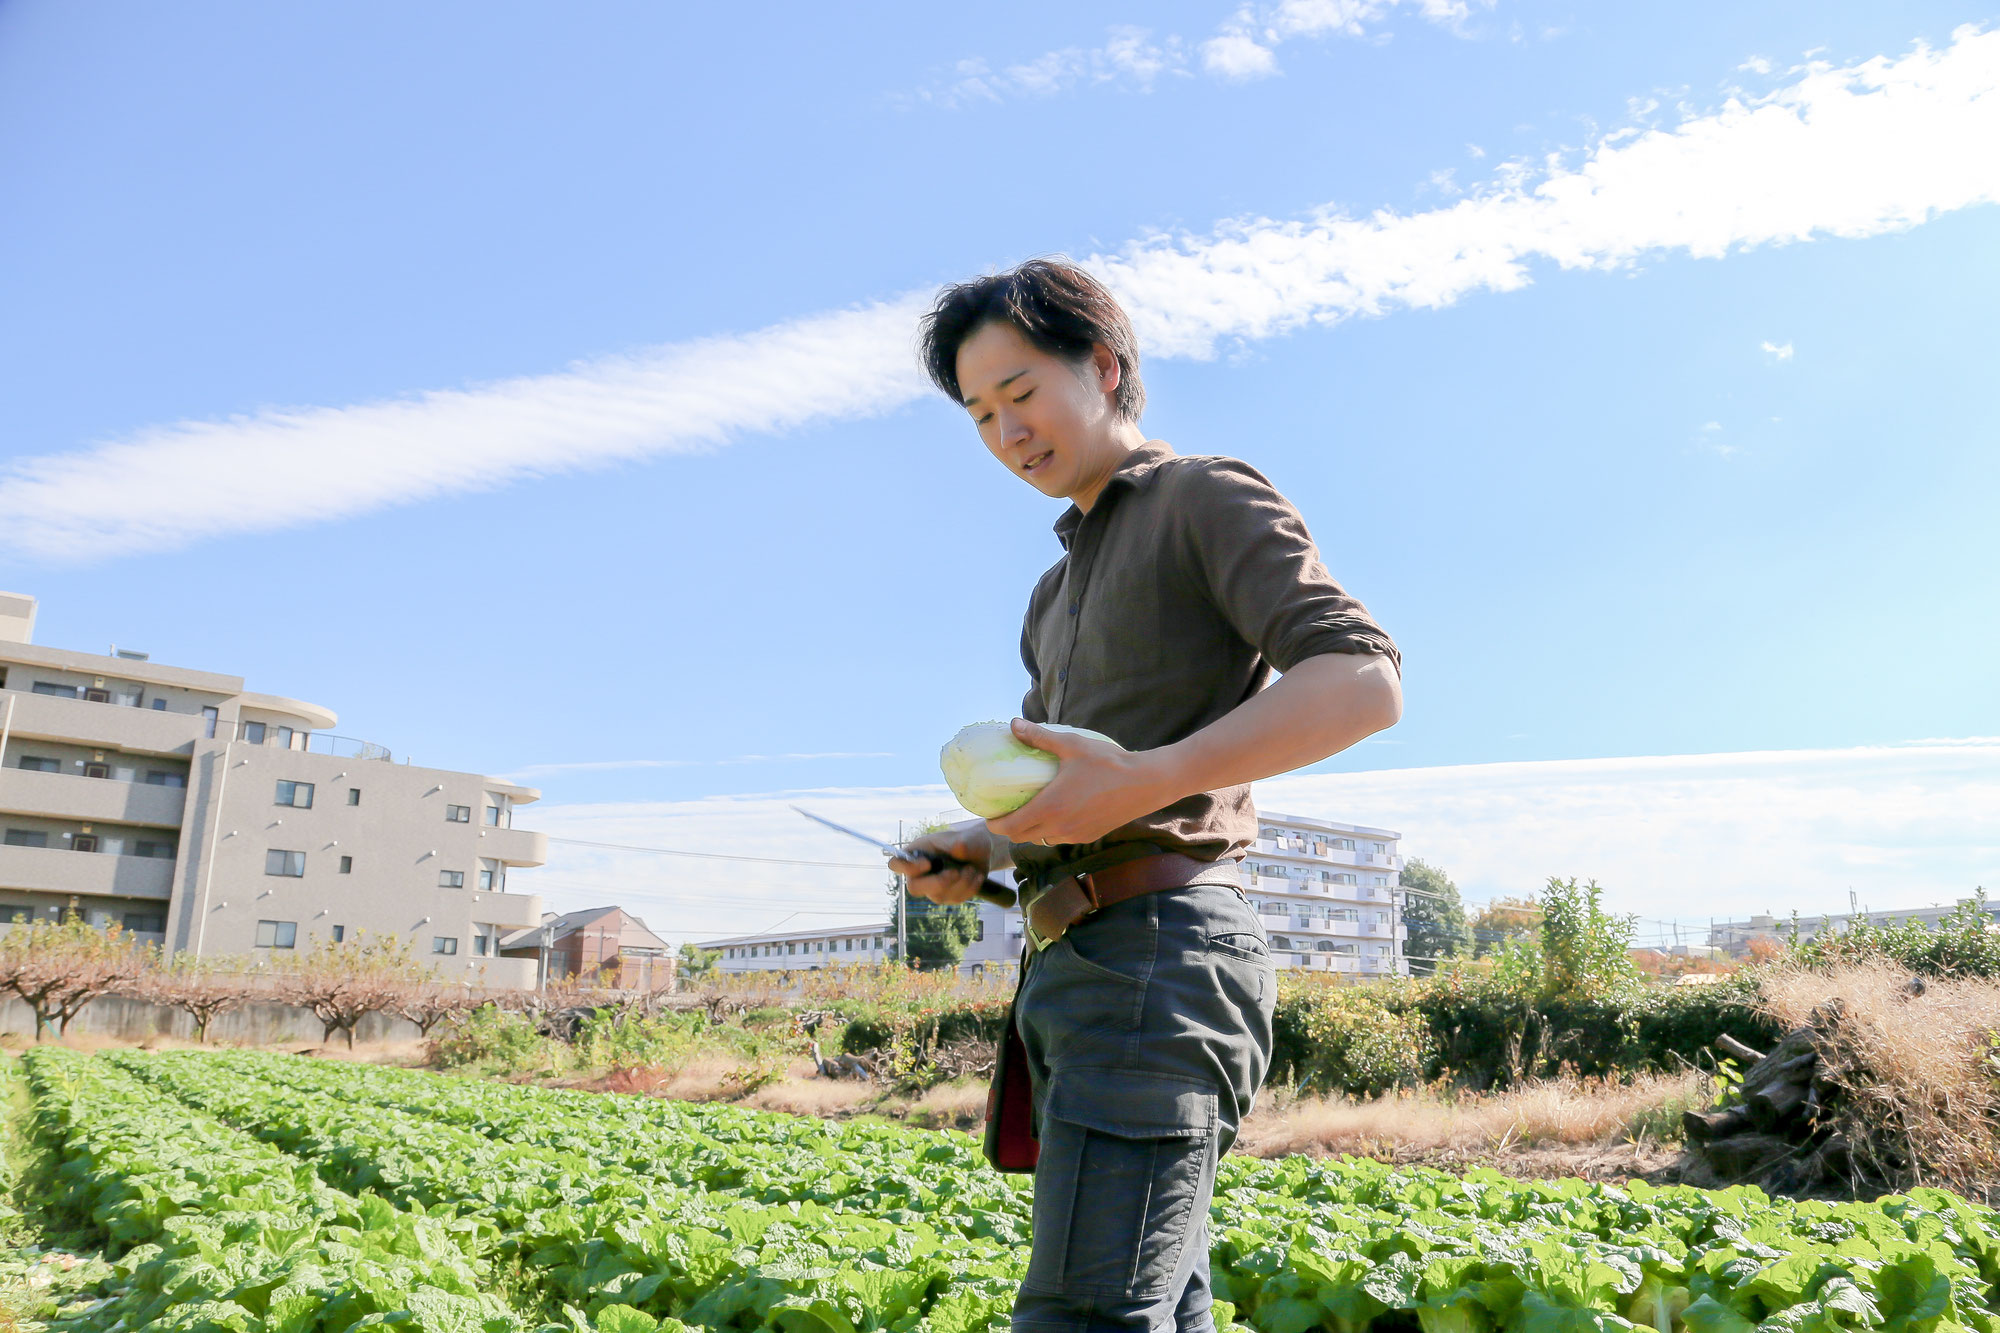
3, 3, 1997, 937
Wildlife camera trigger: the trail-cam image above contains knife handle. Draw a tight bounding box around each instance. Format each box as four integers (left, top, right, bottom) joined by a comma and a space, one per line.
903, 852, 1018, 909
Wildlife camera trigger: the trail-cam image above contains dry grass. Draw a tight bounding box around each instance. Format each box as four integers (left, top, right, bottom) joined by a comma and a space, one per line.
743, 1066, 882, 1116
1759, 961, 2000, 1196
1237, 1072, 1706, 1160
902, 1079, 988, 1128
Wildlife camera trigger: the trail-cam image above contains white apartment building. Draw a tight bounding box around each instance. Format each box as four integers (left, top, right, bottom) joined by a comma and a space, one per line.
1243, 811, 1407, 976
701, 897, 1025, 974
0, 593, 548, 986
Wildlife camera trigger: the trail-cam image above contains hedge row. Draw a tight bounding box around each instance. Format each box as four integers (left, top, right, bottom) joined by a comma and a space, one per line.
838, 974, 1777, 1099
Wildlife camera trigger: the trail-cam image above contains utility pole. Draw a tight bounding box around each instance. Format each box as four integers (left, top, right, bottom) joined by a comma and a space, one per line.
896, 820, 908, 965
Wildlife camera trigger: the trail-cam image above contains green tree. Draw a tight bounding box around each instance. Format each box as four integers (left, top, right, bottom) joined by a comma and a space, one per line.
1469, 895, 1542, 958
898, 894, 980, 971
1537, 876, 1640, 1000
1398, 859, 1469, 975
677, 941, 721, 980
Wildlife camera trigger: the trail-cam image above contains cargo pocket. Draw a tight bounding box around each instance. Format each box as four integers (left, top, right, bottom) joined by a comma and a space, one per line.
1022, 1069, 1218, 1301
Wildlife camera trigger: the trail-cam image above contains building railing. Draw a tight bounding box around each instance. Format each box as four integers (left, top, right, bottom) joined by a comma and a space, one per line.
298, 733, 393, 762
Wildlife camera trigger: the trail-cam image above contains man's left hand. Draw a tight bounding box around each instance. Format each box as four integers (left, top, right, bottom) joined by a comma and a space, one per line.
984, 719, 1176, 847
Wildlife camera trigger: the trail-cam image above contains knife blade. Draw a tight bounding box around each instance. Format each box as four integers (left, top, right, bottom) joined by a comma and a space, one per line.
790, 806, 1017, 908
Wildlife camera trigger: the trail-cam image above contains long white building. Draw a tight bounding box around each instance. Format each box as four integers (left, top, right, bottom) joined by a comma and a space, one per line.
705, 810, 1407, 977
699, 897, 1024, 975
1243, 811, 1407, 975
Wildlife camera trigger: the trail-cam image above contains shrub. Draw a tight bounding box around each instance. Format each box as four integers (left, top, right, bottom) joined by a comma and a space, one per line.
429, 1004, 553, 1073
575, 1010, 706, 1074
1789, 889, 2000, 979
1272, 977, 1433, 1099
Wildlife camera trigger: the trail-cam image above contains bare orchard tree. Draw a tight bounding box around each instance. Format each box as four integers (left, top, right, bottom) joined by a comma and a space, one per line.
132, 952, 254, 1044
394, 978, 481, 1038
272, 932, 424, 1049
0, 912, 152, 1040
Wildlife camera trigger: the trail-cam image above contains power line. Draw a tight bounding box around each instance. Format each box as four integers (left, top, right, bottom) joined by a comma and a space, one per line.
544, 835, 879, 870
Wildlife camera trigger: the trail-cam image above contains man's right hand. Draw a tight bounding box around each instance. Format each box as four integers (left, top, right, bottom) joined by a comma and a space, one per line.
889, 819, 1004, 905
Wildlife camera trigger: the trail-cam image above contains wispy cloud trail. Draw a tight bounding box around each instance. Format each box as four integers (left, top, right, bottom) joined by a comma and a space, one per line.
0, 298, 929, 562
3, 27, 1996, 563
1096, 26, 2000, 356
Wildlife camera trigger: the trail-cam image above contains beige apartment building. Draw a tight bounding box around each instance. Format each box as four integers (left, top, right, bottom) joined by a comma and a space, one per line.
1244, 810, 1408, 975
0, 593, 548, 987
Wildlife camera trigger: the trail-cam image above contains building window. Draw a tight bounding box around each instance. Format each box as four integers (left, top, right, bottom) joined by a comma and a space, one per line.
432, 936, 458, 955
30, 681, 78, 698
484, 805, 502, 827
144, 770, 186, 787
202, 706, 218, 739
347, 788, 360, 806
472, 934, 489, 957
133, 840, 174, 859
151, 697, 167, 711
339, 856, 353, 874
478, 868, 494, 891
17, 756, 59, 773
439, 870, 465, 888
240, 721, 267, 744
3, 830, 49, 848
331, 925, 345, 942
264, 849, 306, 877
445, 805, 471, 823
974, 919, 985, 942
255, 919, 298, 949
275, 780, 315, 808
122, 912, 165, 933
276, 726, 294, 750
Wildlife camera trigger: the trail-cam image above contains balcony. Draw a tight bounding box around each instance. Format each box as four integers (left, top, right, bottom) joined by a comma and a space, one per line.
0, 689, 201, 757
478, 826, 547, 868
469, 891, 544, 930
0, 844, 176, 899
0, 768, 187, 828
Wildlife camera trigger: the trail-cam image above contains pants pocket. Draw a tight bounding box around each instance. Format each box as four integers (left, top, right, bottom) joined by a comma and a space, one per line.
1022, 1070, 1218, 1301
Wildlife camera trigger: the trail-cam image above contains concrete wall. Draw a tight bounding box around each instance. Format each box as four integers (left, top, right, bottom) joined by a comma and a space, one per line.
0, 993, 424, 1045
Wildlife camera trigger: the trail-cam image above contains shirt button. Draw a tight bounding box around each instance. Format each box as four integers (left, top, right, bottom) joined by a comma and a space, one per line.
1058, 669, 1068, 682
1068, 602, 1079, 616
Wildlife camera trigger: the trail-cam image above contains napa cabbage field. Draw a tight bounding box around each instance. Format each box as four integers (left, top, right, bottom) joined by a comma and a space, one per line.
1, 1048, 1995, 1333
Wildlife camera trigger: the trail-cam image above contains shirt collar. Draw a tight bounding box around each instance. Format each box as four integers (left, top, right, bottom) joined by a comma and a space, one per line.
1052, 440, 1177, 548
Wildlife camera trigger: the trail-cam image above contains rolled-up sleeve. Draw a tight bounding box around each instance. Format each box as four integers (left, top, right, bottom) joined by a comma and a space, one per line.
1177, 458, 1400, 676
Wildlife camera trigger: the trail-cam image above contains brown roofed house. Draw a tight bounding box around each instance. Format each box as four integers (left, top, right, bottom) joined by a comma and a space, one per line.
498, 906, 675, 991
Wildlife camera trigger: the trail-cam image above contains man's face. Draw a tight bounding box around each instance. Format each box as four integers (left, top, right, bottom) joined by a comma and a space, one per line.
956, 320, 1118, 501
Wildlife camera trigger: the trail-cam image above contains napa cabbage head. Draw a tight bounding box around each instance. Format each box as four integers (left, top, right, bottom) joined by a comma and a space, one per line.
940, 721, 1118, 819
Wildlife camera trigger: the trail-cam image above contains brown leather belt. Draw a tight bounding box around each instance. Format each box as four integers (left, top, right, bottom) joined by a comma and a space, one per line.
1024, 852, 1226, 949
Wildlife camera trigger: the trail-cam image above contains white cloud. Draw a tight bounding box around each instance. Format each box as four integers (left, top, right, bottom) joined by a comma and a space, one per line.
0, 297, 931, 562
930, 0, 1484, 103
527, 739, 2000, 943
1202, 29, 1282, 81
917, 27, 1188, 106
1762, 339, 1796, 360
1093, 25, 2000, 358
1204, 0, 1494, 81
6, 27, 1997, 563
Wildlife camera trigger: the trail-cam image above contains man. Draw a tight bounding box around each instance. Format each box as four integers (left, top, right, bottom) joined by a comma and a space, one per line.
893, 259, 1400, 1333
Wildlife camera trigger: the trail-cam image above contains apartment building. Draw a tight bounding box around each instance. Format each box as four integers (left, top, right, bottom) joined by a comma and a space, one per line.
1243, 811, 1407, 976
0, 593, 548, 986
700, 897, 1025, 974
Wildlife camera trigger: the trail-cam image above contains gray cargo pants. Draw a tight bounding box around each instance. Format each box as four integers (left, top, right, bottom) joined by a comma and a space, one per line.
1011, 881, 1276, 1333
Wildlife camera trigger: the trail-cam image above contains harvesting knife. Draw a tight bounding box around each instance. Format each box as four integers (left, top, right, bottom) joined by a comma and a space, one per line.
790, 806, 1017, 908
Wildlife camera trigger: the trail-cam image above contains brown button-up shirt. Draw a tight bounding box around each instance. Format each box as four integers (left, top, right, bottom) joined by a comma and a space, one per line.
1010, 440, 1399, 886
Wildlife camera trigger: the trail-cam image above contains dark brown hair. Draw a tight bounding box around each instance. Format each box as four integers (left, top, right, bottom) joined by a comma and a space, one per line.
918, 258, 1145, 421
